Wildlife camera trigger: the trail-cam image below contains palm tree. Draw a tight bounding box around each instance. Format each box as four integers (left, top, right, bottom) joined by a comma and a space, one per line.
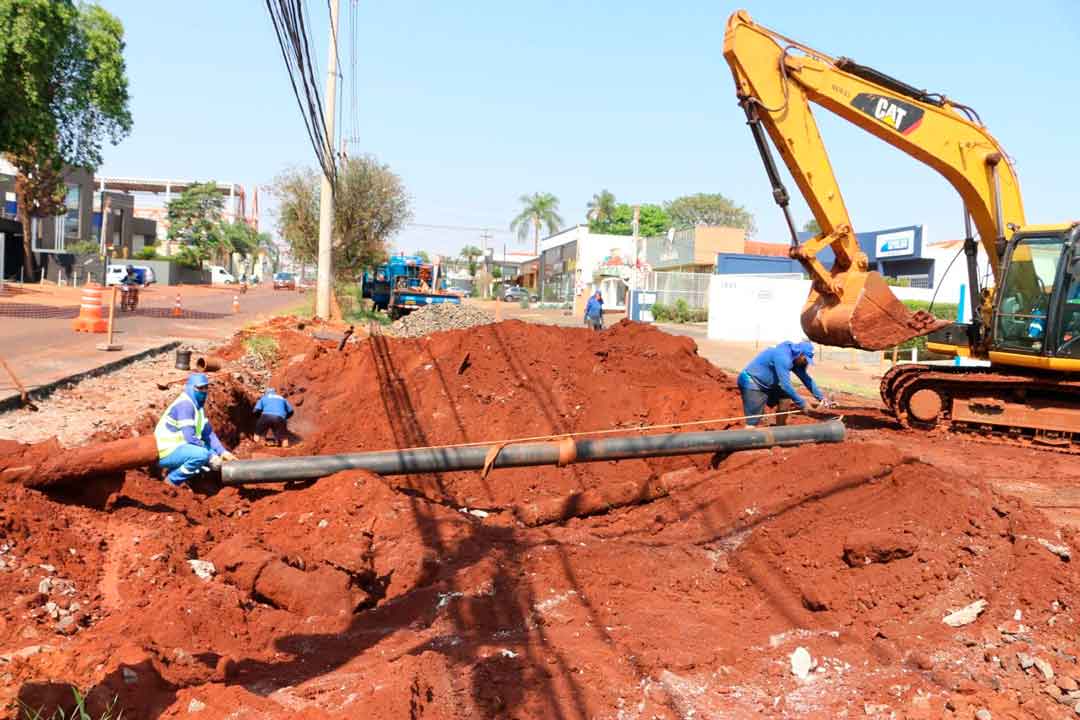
586, 189, 616, 224
510, 192, 563, 256
460, 244, 482, 277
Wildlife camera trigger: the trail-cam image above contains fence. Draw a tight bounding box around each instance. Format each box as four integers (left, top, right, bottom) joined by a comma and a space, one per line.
640, 270, 712, 309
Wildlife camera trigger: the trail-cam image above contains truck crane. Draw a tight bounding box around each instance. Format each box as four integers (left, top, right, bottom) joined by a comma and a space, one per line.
723, 10, 1080, 447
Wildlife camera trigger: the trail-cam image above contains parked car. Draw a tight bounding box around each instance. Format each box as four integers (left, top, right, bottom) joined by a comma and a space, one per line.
208, 266, 236, 285
502, 285, 531, 302
272, 272, 296, 290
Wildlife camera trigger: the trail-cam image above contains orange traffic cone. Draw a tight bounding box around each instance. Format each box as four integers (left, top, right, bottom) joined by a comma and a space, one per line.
72, 284, 108, 333
172, 293, 183, 318
232, 295, 240, 314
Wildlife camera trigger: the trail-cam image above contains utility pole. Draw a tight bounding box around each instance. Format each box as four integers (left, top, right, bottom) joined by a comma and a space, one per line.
315, 0, 341, 320
628, 204, 640, 319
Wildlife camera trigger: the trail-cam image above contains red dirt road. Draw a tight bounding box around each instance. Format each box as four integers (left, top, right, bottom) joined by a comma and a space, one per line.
2, 319, 1079, 719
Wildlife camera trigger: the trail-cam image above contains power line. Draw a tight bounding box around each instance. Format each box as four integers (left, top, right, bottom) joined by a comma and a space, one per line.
407, 222, 516, 235
265, 0, 338, 188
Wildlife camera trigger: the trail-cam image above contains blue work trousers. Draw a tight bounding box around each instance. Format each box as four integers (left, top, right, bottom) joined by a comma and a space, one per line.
737, 370, 783, 426
159, 444, 213, 486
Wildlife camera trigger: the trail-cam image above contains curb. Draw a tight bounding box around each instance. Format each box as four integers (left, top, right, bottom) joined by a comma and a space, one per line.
0, 341, 182, 414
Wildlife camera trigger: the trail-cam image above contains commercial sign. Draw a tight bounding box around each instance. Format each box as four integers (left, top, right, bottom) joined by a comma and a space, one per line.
874, 228, 916, 259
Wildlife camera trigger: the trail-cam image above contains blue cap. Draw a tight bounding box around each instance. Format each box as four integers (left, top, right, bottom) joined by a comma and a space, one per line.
189, 372, 210, 388
792, 341, 815, 364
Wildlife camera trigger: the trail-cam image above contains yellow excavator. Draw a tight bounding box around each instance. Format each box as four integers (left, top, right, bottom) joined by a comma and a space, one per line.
723, 11, 1080, 446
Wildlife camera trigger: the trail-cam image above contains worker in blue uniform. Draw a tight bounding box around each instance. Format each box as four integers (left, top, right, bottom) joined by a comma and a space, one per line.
737, 341, 830, 426
253, 387, 295, 447
155, 373, 236, 486
584, 291, 604, 331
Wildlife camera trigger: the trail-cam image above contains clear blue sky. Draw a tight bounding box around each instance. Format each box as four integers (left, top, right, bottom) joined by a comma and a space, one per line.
97, 0, 1078, 259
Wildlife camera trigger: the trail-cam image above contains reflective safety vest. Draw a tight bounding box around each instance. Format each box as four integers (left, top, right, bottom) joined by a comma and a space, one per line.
154, 392, 207, 459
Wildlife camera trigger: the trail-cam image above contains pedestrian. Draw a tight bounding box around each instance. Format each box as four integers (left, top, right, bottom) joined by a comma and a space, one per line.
155, 373, 237, 487
253, 387, 295, 447
584, 290, 604, 331
737, 340, 830, 426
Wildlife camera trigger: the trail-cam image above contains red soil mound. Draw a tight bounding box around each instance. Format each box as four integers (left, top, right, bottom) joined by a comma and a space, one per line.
1, 319, 1078, 719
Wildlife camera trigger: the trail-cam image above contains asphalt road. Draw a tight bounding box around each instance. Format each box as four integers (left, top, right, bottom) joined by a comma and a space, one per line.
0, 285, 305, 393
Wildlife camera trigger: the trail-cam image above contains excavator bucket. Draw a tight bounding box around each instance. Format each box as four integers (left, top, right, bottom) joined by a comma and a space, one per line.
800, 270, 950, 351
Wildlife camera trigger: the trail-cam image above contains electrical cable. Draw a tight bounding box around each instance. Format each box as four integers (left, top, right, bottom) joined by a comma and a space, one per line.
265, 0, 338, 189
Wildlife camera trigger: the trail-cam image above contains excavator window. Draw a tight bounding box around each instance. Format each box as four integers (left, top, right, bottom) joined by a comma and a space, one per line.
994, 237, 1066, 353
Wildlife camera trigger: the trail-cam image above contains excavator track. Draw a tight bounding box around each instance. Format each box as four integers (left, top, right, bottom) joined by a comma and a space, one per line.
880, 364, 1080, 452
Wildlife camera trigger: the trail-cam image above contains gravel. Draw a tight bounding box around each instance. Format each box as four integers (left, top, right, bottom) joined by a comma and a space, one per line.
389, 303, 493, 338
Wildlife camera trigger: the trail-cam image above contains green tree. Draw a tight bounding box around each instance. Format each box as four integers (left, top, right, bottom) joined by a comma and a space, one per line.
166, 182, 225, 266
1, 0, 132, 277
803, 218, 821, 234
271, 167, 319, 265
664, 193, 756, 235
510, 192, 562, 256
271, 154, 410, 279
586, 189, 616, 224
217, 218, 261, 271
590, 203, 670, 237
414, 250, 431, 263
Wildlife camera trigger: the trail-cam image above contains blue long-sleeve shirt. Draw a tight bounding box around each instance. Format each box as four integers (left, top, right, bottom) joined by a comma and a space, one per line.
585, 296, 603, 319
743, 341, 823, 410
166, 390, 227, 455
254, 390, 294, 419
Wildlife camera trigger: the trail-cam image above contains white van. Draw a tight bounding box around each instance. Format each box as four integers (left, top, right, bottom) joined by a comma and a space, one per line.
209, 266, 237, 285
105, 264, 156, 286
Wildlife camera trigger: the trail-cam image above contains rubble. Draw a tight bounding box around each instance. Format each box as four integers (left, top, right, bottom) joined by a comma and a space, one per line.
388, 302, 493, 337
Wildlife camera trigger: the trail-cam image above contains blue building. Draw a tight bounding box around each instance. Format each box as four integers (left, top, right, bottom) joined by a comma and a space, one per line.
716, 225, 934, 288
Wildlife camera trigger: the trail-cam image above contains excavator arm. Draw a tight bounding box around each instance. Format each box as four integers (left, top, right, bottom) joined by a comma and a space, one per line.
722, 10, 1026, 350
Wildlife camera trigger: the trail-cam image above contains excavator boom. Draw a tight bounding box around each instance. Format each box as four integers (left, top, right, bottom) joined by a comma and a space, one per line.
722, 10, 1026, 350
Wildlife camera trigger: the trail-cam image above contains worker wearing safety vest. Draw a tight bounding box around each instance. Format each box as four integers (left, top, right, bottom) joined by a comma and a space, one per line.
155, 372, 236, 486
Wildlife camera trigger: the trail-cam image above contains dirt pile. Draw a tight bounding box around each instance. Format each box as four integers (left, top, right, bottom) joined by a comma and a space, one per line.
2, 318, 1080, 718
389, 302, 493, 337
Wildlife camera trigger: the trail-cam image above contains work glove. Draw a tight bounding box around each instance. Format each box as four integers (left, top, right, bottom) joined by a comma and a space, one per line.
815, 397, 835, 410
209, 455, 223, 471
221, 451, 238, 463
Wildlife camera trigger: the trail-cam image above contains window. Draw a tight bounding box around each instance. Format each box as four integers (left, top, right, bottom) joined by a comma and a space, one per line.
994, 236, 1065, 352
63, 184, 80, 238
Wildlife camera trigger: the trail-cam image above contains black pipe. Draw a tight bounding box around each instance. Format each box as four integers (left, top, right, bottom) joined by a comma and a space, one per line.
222, 420, 845, 485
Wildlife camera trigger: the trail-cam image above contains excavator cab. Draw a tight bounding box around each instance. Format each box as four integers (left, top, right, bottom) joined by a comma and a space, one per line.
993, 226, 1080, 360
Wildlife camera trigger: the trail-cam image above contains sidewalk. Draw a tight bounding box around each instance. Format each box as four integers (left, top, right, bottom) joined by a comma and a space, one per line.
469, 299, 887, 400
0, 285, 304, 400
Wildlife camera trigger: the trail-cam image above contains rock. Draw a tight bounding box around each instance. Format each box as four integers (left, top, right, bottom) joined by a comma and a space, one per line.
790, 647, 814, 680
1034, 657, 1055, 681
121, 667, 138, 685
55, 615, 77, 636
975, 709, 992, 720
187, 559, 216, 581
188, 699, 206, 713
1018, 652, 1036, 670
0, 644, 55, 662
44, 601, 59, 619
317, 519, 329, 529
37, 578, 52, 594
1059, 677, 1079, 692
389, 303, 494, 338
842, 529, 917, 567
39, 564, 55, 574
999, 620, 1028, 636
864, 703, 891, 716
1038, 538, 1071, 561
943, 599, 987, 627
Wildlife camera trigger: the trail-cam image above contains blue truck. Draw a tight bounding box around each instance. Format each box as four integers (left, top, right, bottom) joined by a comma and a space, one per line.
362, 255, 462, 319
